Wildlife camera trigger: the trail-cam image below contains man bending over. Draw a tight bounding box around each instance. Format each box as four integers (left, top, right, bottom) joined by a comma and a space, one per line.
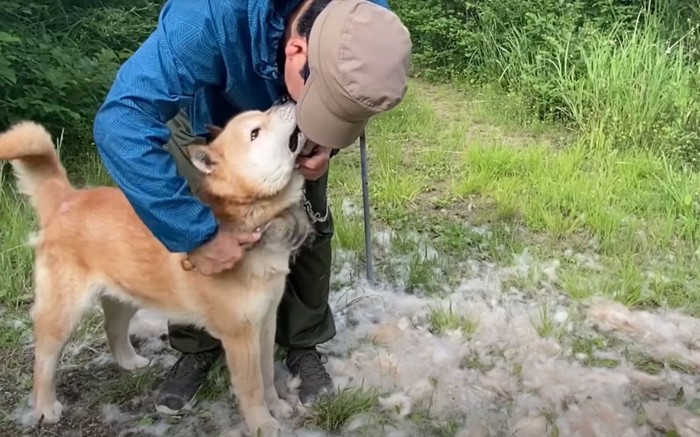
93, 0, 411, 415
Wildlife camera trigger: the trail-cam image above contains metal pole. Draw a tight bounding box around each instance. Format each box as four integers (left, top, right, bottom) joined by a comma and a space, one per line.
359, 129, 374, 283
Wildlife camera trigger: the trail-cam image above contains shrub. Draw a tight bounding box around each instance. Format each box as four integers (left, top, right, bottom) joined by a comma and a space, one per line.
0, 0, 161, 168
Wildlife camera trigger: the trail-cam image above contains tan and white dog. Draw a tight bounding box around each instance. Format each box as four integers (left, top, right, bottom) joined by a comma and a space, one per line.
0, 98, 312, 437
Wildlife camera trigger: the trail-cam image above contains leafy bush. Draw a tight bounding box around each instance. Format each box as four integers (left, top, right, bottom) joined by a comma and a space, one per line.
0, 0, 161, 168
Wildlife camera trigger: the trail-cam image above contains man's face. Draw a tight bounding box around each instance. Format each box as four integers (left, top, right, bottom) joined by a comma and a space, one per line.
282, 36, 309, 102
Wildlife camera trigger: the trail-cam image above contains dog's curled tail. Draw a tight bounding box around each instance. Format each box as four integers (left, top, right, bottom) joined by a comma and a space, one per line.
0, 121, 72, 226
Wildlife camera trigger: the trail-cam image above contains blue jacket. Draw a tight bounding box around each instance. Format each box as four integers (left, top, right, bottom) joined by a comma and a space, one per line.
93, 0, 390, 253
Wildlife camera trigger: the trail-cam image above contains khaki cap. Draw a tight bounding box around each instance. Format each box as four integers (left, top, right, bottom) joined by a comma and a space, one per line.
296, 0, 412, 148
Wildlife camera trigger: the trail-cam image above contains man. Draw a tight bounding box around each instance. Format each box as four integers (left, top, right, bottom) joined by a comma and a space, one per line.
93, 0, 411, 415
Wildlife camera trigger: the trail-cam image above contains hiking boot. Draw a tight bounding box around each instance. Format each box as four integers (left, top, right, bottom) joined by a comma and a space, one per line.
286, 347, 334, 405
155, 349, 221, 415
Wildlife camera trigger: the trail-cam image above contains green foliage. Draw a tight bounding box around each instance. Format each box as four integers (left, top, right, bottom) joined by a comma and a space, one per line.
3, 0, 697, 168
0, 0, 161, 167
392, 0, 700, 166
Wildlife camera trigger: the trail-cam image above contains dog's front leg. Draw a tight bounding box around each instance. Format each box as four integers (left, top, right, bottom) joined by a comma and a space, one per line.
221, 327, 281, 437
261, 290, 293, 420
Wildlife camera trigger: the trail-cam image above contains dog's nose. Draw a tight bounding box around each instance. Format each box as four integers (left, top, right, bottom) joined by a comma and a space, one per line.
277, 94, 290, 105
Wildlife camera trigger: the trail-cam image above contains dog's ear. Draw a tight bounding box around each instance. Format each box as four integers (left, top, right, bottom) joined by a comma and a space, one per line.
186, 145, 217, 174
206, 124, 224, 140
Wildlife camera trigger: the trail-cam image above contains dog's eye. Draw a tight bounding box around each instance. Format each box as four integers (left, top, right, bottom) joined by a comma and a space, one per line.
250, 127, 260, 141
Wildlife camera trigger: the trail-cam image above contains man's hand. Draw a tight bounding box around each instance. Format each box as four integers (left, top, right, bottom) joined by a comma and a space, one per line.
185, 229, 261, 275
296, 142, 334, 181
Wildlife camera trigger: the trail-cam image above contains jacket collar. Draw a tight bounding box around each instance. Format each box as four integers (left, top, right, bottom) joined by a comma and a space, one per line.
247, 0, 305, 80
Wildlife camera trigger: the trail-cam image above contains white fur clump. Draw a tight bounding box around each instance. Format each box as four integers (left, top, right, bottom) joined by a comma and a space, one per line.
100, 404, 127, 423
586, 299, 700, 371
11, 239, 700, 436
378, 392, 413, 418
341, 198, 361, 218
318, 254, 700, 436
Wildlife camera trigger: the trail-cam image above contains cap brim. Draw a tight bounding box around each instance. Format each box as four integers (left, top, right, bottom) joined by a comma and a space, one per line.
296, 74, 366, 149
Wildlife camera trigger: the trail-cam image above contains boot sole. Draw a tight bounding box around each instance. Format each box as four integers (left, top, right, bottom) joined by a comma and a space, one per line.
154, 387, 200, 415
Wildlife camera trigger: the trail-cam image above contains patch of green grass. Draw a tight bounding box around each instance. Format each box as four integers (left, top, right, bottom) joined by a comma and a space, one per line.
456, 138, 700, 309
531, 302, 563, 340
459, 350, 495, 373
624, 349, 666, 375
66, 148, 116, 188
405, 252, 446, 295
302, 386, 380, 434
560, 249, 700, 316
409, 410, 461, 437
198, 359, 231, 401
100, 366, 159, 405
552, 14, 700, 167
330, 209, 365, 254
427, 302, 478, 337
0, 181, 35, 309
327, 81, 545, 287
622, 347, 696, 376
328, 77, 700, 315
457, 140, 697, 247
570, 333, 620, 369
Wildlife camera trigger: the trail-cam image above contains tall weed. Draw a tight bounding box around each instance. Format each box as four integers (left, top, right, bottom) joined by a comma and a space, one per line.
553, 15, 700, 165
393, 0, 700, 166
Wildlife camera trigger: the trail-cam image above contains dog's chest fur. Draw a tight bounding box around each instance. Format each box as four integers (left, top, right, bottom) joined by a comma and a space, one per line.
221, 175, 310, 278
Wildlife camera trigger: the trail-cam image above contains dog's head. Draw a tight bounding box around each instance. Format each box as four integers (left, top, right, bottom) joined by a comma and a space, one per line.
184, 96, 304, 202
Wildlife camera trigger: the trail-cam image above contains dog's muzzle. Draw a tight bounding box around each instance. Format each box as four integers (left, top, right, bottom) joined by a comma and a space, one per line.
289, 126, 301, 153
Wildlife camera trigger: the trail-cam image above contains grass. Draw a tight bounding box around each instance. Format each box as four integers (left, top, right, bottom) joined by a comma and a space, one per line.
552, 14, 700, 166
427, 302, 478, 337
302, 387, 380, 433
302, 385, 462, 436
0, 172, 35, 310
570, 332, 621, 369
531, 302, 563, 340
327, 76, 700, 313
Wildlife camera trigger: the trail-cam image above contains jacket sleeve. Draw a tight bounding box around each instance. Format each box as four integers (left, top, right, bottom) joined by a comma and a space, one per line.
93, 0, 227, 254
371, 0, 391, 8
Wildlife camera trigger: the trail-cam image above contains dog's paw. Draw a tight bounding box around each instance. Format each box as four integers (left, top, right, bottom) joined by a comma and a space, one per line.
117, 354, 150, 371
253, 419, 282, 437
35, 401, 63, 424
268, 398, 294, 420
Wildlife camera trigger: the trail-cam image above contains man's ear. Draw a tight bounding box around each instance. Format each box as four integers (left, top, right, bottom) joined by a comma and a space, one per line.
284, 38, 307, 57
185, 144, 216, 174
205, 124, 223, 140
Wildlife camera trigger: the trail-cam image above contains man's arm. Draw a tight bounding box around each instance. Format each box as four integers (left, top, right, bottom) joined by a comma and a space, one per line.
94, 0, 227, 254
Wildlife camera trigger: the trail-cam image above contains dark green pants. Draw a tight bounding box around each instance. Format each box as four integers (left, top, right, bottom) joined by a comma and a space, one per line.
163, 110, 337, 352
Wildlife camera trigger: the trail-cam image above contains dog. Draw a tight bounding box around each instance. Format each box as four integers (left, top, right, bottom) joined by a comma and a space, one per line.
0, 97, 312, 437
